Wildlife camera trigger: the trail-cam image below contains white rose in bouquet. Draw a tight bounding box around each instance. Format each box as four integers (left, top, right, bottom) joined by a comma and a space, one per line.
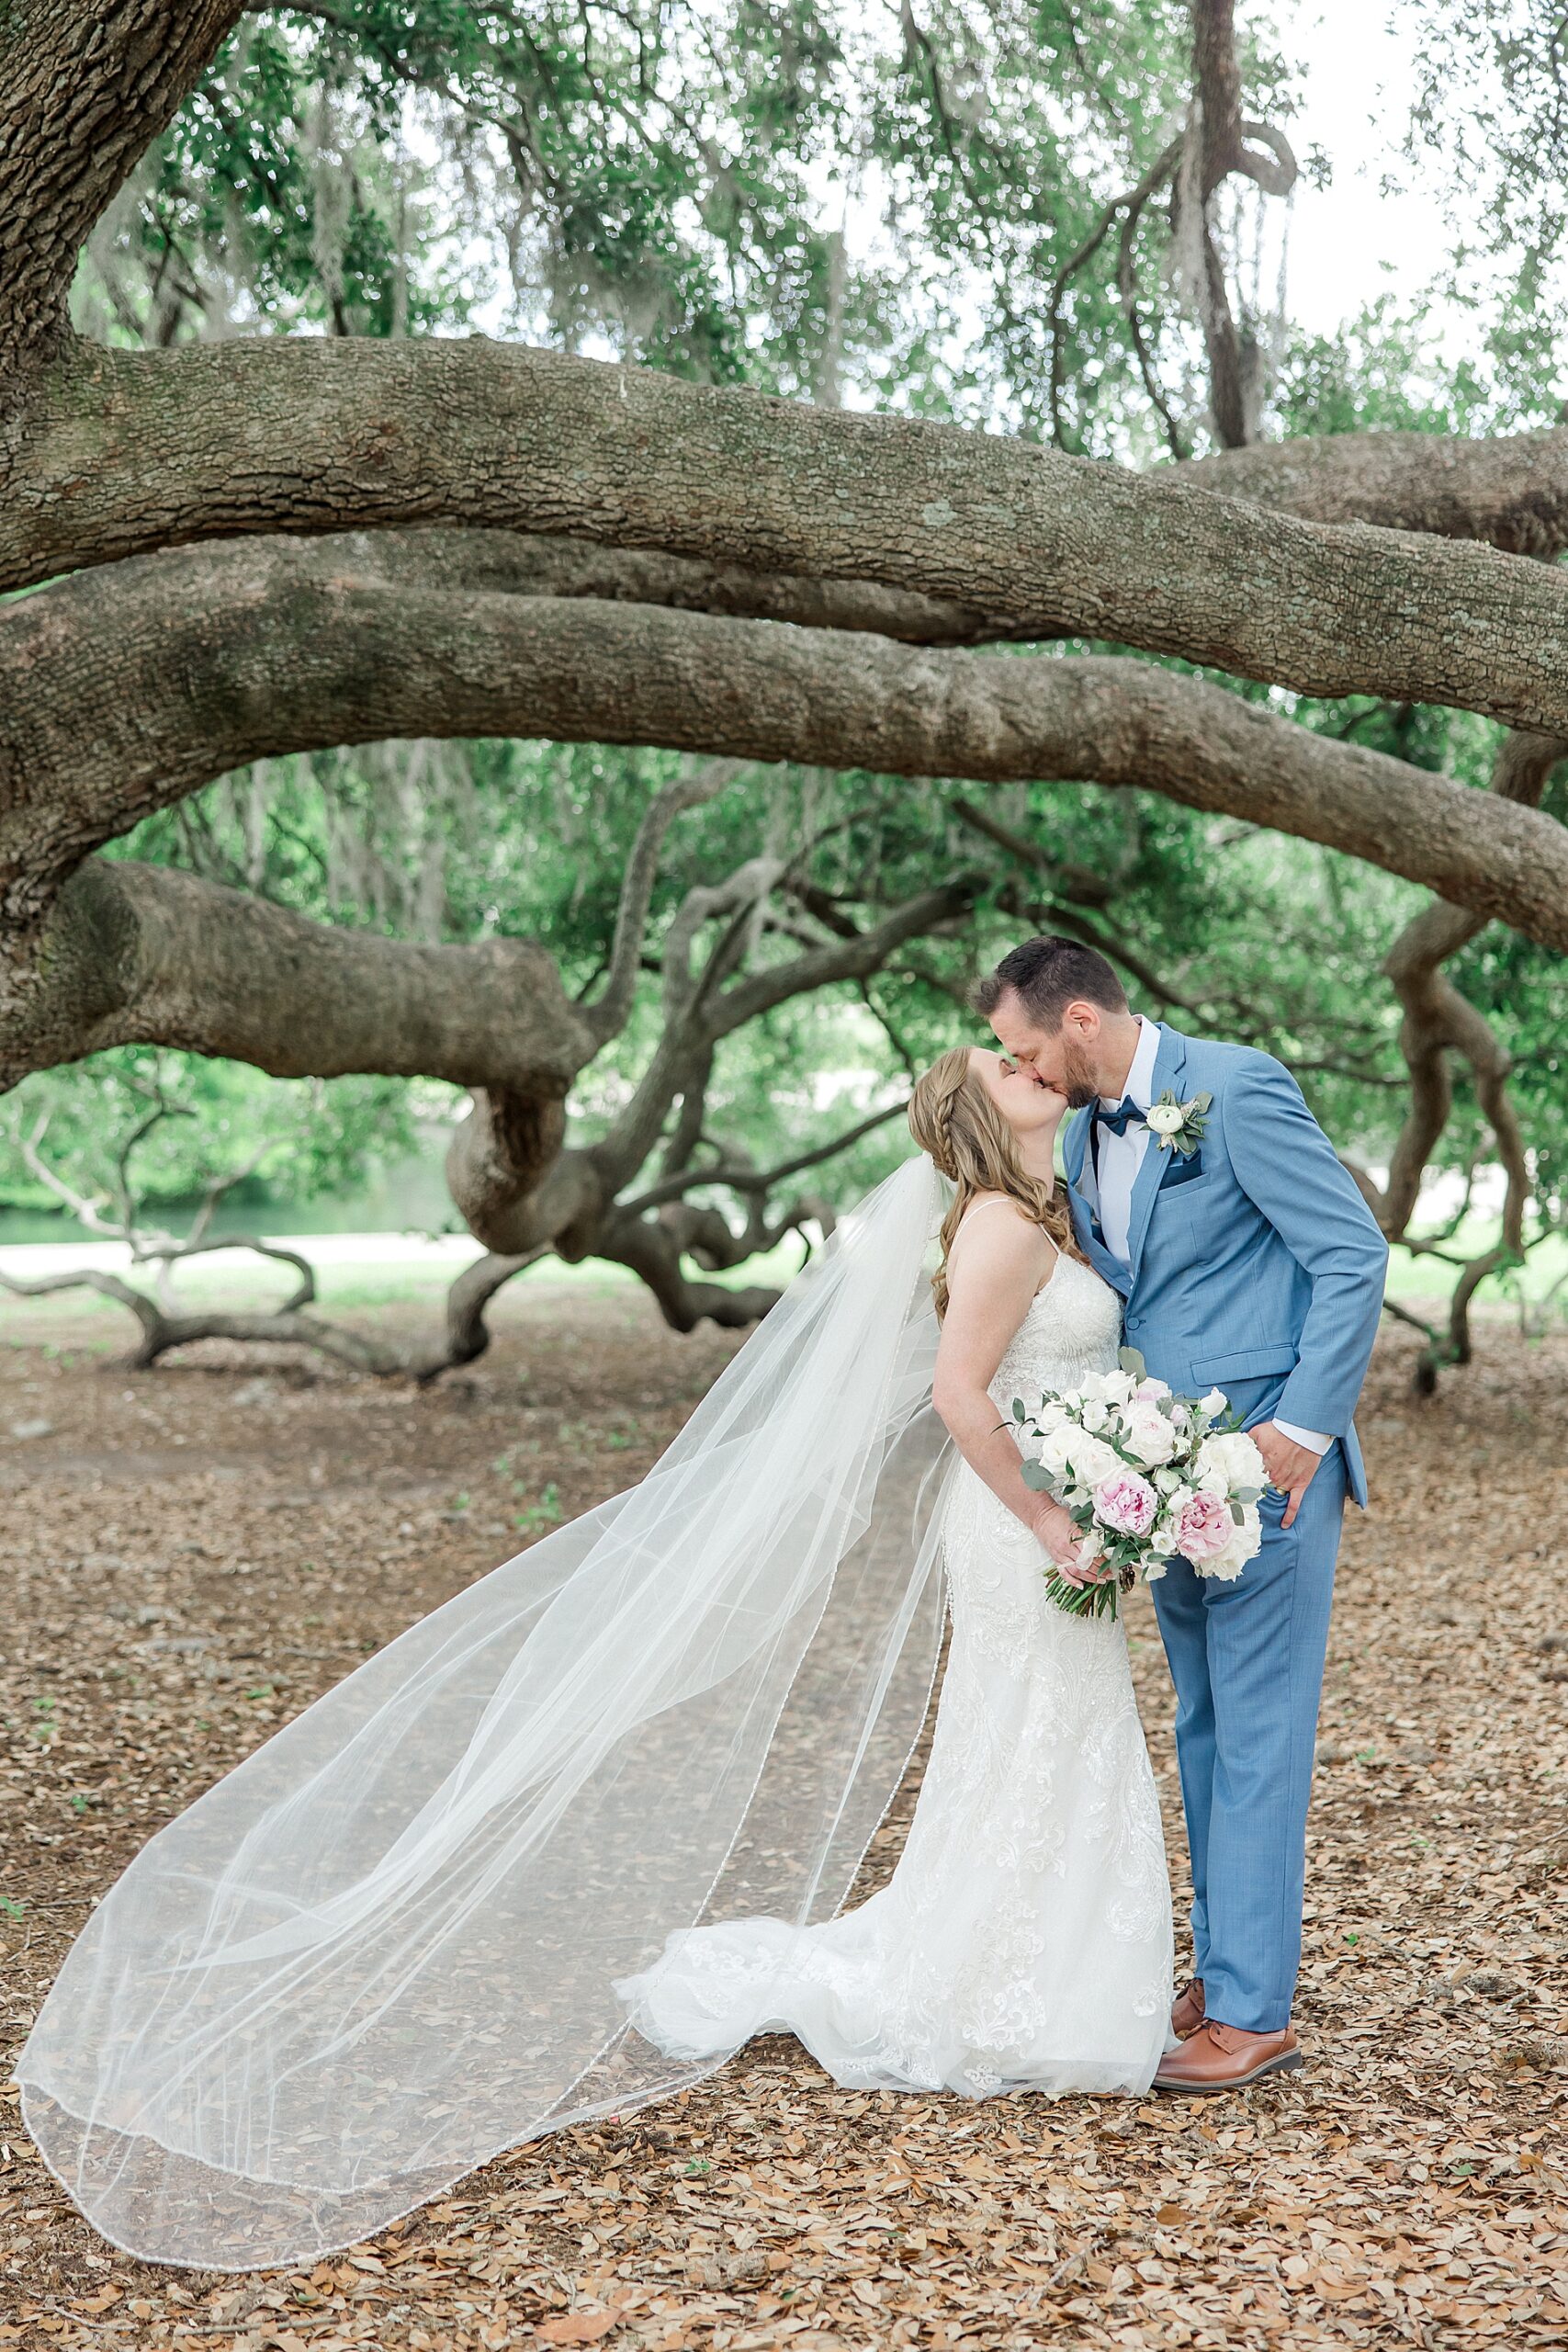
1100, 1368, 1139, 1408
1121, 1397, 1181, 1468
1066, 1430, 1122, 1488
1035, 1421, 1077, 1480
1198, 1387, 1227, 1420
1195, 1429, 1268, 1498
1079, 1397, 1111, 1432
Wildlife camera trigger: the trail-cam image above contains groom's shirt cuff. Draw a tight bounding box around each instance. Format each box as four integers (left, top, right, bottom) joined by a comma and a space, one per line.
1275, 1419, 1331, 1455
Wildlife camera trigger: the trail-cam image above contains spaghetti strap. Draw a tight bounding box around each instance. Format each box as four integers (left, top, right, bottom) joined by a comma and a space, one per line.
953, 1195, 1024, 1236
949, 1196, 1060, 1295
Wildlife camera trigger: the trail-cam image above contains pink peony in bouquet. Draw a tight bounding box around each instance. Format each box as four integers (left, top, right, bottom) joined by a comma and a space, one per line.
1011, 1349, 1268, 1618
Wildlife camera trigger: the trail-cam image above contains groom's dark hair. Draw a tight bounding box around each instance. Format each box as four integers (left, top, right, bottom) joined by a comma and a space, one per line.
973, 935, 1128, 1030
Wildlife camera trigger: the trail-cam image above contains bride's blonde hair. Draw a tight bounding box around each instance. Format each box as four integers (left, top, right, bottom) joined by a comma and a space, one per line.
908, 1046, 1079, 1318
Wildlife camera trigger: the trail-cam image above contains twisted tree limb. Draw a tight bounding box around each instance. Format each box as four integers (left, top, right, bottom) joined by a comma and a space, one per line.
1179, 0, 1298, 447
1359, 729, 1566, 1386
0, 1261, 412, 1374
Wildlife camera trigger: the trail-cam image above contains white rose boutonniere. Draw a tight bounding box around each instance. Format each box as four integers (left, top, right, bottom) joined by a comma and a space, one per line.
1145, 1088, 1213, 1157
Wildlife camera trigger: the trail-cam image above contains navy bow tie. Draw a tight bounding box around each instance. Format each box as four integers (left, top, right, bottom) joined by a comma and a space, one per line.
1098, 1096, 1146, 1136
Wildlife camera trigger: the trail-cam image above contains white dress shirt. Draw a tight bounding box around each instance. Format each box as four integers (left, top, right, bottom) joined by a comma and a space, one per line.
1093, 1014, 1161, 1265
1093, 1016, 1329, 1457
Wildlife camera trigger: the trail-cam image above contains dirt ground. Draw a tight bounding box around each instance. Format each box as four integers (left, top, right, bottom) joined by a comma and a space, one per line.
1, 1284, 1565, 2351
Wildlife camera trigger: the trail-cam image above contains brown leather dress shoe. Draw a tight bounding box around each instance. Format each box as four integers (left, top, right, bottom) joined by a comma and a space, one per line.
1170, 1976, 1206, 2039
1153, 2019, 1303, 2095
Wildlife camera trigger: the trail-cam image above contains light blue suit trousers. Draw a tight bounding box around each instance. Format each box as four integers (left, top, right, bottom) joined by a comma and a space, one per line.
1064, 1025, 1387, 2032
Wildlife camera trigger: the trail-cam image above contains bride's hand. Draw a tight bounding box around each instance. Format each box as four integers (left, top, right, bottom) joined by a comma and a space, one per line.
1032, 1499, 1090, 1583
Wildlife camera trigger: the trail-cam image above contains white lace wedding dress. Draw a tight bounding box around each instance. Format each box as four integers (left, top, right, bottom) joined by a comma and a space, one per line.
618, 1248, 1175, 2098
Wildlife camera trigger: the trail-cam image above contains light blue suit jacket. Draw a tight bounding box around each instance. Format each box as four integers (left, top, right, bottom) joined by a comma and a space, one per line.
1063, 1024, 1389, 1508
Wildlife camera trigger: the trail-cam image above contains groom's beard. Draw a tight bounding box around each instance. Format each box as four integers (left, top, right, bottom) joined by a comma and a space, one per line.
1058, 1035, 1100, 1109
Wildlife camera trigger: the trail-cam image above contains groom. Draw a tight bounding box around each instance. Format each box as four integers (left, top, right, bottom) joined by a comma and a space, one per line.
978, 936, 1388, 2092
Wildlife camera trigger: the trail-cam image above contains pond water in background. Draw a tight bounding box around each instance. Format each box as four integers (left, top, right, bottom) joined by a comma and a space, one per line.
0, 1150, 457, 1249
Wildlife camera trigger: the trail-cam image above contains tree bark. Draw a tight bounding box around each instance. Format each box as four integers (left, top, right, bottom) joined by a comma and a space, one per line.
1189, 428, 1568, 557
1189, 0, 1258, 448
1363, 729, 1561, 1384
0, 1, 243, 382
5, 543, 1565, 988
9, 342, 1568, 735
0, 855, 594, 1096
311, 526, 1020, 647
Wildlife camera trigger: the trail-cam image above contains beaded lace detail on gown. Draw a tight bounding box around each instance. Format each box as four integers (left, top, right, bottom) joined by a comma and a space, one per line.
617, 1247, 1174, 2098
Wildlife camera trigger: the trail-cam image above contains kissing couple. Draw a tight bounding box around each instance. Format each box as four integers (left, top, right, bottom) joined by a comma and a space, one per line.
18, 936, 1388, 2270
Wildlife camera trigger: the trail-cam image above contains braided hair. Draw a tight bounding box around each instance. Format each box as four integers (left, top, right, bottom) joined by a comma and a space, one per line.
908, 1046, 1080, 1319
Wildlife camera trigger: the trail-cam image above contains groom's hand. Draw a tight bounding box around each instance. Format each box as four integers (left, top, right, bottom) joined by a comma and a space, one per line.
1251, 1423, 1321, 1530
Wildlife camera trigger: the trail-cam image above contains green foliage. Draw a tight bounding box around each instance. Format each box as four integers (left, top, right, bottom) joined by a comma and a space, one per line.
1271, 292, 1562, 444
1, 1052, 415, 1222
1402, 0, 1568, 424
69, 0, 1274, 452
27, 0, 1562, 1318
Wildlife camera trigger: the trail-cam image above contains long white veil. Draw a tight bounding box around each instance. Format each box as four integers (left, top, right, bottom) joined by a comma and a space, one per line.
17, 1155, 954, 2270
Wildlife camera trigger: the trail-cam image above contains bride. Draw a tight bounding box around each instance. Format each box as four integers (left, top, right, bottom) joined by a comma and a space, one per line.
618, 1046, 1172, 2090
17, 1046, 1171, 2273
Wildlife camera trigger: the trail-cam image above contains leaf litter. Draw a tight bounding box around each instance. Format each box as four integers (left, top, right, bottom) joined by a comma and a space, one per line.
0, 1285, 1564, 2349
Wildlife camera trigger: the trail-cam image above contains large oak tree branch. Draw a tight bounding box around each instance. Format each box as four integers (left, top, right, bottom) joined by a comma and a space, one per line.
9, 342, 1568, 733
0, 855, 594, 1097
1187, 430, 1568, 557
310, 526, 1018, 645
4, 541, 1565, 959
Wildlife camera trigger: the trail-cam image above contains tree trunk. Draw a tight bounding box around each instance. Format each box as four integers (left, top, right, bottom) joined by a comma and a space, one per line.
0, 2, 243, 382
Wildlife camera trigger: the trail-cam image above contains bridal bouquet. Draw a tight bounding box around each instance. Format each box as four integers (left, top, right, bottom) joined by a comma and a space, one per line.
1011, 1351, 1267, 1619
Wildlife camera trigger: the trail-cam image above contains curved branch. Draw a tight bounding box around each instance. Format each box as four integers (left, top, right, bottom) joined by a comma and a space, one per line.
1186, 429, 1568, 557
1046, 135, 1182, 452
1372, 729, 1563, 1380
586, 760, 744, 1043
9, 342, 1568, 733
621, 1098, 907, 1217
407, 1247, 551, 1383
709, 879, 976, 1041
1232, 119, 1298, 200
5, 546, 1565, 966
0, 1263, 407, 1374
592, 1209, 784, 1334
1117, 161, 1190, 461
303, 524, 1020, 646
0, 854, 593, 1096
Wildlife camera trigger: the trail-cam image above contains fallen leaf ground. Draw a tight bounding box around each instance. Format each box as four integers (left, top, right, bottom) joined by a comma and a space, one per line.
2, 1285, 1564, 2350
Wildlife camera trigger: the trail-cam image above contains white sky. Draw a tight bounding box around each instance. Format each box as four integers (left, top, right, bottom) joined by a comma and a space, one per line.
454, 0, 1468, 373
1283, 0, 1450, 335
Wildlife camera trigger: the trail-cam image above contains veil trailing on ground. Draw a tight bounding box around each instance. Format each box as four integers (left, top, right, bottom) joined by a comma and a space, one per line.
17, 1155, 955, 2270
